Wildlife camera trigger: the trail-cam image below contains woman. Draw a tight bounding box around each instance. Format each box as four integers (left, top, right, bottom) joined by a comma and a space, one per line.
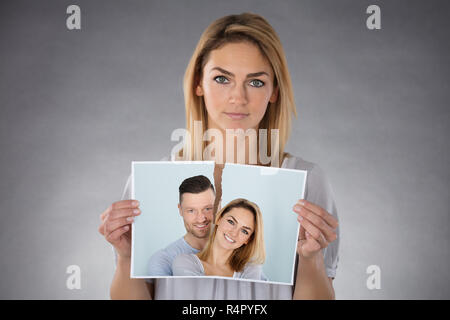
99, 12, 339, 300
172, 198, 266, 280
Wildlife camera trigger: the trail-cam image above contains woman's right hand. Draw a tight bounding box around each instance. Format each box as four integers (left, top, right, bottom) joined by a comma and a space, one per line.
98, 200, 141, 259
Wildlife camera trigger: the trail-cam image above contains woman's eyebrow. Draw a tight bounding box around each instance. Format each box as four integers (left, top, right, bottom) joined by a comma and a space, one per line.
229, 215, 253, 231
211, 67, 269, 78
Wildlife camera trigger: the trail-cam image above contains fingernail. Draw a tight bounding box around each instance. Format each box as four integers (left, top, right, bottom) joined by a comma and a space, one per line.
133, 209, 140, 215
294, 205, 301, 212
298, 216, 303, 221
299, 200, 305, 206
132, 201, 139, 207
127, 217, 134, 222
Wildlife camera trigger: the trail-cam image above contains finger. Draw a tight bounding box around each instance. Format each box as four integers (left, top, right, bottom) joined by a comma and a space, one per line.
296, 206, 337, 242
98, 220, 106, 235
302, 231, 322, 253
111, 200, 140, 211
314, 231, 329, 249
297, 215, 325, 243
295, 200, 339, 229
100, 207, 111, 222
109, 207, 141, 221
106, 225, 130, 243
105, 216, 135, 235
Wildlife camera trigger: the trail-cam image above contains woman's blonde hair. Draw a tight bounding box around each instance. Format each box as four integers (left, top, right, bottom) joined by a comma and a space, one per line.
181, 12, 297, 165
198, 198, 265, 272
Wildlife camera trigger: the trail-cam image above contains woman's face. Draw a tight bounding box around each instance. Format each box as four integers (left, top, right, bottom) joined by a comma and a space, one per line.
197, 41, 278, 131
216, 207, 255, 250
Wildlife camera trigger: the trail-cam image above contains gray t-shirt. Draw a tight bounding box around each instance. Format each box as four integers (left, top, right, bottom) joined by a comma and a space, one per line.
147, 237, 199, 277
118, 155, 340, 299
172, 253, 266, 280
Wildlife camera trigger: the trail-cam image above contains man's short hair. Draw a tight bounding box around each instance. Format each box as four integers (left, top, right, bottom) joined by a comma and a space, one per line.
179, 175, 215, 204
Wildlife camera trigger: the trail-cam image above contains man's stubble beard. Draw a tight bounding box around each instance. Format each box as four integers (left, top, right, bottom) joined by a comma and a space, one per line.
186, 223, 212, 240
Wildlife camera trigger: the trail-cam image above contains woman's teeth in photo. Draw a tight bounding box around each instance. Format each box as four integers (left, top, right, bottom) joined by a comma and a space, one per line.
224, 233, 236, 243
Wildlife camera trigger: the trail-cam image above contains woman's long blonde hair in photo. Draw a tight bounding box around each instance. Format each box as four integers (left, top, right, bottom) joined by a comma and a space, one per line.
197, 198, 266, 273
180, 12, 297, 165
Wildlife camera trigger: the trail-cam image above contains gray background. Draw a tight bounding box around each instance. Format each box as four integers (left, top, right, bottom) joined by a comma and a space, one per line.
0, 0, 448, 299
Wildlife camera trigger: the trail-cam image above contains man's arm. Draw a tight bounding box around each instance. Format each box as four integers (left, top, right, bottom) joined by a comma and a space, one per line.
110, 256, 152, 300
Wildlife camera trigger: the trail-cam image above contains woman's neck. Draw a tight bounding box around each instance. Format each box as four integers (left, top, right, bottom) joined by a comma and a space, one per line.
206, 238, 234, 268
204, 126, 261, 165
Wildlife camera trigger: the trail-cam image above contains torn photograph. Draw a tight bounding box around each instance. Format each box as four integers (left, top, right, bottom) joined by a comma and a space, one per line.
131, 161, 307, 285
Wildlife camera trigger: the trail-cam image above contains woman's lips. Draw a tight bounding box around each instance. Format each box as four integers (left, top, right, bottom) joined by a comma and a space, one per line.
224, 112, 249, 120
224, 233, 236, 243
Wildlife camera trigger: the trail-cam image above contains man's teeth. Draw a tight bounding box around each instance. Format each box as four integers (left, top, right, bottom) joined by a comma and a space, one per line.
224, 234, 236, 243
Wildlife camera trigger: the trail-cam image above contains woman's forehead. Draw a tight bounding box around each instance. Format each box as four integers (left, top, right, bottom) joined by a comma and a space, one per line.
223, 207, 255, 225
204, 41, 273, 76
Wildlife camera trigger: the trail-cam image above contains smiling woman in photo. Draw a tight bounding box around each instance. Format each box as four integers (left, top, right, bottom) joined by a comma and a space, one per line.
172, 198, 266, 280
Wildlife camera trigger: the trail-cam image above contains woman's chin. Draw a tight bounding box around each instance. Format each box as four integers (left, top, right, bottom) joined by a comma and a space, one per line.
223, 125, 258, 134
218, 119, 253, 131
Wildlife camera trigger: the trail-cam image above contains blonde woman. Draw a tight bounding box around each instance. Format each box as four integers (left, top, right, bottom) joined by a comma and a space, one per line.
172, 199, 266, 280
99, 12, 339, 300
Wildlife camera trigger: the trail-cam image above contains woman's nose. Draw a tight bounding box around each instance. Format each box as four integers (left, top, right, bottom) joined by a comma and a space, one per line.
229, 226, 239, 237
229, 83, 248, 105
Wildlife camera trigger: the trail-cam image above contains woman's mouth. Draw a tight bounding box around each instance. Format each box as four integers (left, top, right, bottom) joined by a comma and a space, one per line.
224, 233, 236, 243
224, 112, 249, 120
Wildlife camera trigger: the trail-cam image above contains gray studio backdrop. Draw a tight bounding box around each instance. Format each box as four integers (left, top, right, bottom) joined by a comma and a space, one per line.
0, 0, 448, 299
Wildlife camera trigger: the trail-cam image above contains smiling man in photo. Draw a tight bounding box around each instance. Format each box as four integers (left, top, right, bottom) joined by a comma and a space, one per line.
147, 175, 216, 277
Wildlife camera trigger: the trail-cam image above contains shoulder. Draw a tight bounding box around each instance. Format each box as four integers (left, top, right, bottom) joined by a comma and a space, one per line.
282, 154, 323, 178
147, 243, 174, 271
283, 154, 335, 207
147, 247, 173, 276
154, 238, 193, 261
173, 253, 197, 266
147, 238, 188, 276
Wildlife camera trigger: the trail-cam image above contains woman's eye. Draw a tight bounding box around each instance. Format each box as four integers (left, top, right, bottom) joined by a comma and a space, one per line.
214, 76, 229, 84
242, 229, 248, 235
249, 79, 264, 87
227, 219, 234, 225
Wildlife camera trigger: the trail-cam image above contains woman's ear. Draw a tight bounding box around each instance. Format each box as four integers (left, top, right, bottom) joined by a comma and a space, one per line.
269, 86, 279, 103
196, 85, 204, 96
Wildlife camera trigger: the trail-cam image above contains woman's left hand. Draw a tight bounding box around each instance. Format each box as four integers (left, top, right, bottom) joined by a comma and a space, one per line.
293, 200, 339, 259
